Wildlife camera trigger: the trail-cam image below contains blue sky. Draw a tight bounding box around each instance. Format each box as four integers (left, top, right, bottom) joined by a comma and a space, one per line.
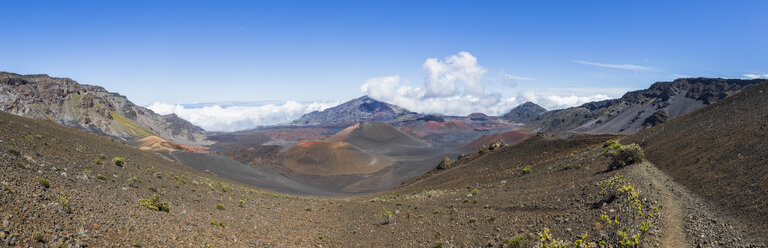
2, 1, 766, 131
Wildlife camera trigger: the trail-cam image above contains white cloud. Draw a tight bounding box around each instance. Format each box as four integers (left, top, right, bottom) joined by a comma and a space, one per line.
360, 52, 619, 115
423, 51, 487, 97
574, 60, 651, 71
514, 90, 611, 110
743, 74, 764, 79
148, 101, 337, 132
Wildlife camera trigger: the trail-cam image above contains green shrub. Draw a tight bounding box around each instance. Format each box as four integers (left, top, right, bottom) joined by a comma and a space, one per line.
215, 204, 226, 210
379, 208, 393, 225
38, 178, 50, 188
96, 174, 107, 180
112, 157, 125, 167
521, 166, 532, 174
502, 234, 537, 248
6, 147, 20, 156
128, 177, 139, 187
59, 192, 72, 213
603, 141, 645, 169
209, 221, 225, 227
33, 232, 44, 242
139, 195, 169, 212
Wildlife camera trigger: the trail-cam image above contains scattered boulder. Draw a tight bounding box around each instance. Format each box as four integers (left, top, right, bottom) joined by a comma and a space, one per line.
436, 157, 453, 170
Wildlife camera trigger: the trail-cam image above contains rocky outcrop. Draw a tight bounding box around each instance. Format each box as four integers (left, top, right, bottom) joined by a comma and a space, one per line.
0, 72, 208, 145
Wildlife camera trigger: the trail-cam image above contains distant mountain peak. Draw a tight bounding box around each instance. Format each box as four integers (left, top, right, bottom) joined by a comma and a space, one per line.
291, 95, 415, 126
501, 101, 546, 124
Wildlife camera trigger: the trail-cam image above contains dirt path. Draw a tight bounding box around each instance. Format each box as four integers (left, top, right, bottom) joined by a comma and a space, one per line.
627, 162, 764, 248
629, 162, 689, 247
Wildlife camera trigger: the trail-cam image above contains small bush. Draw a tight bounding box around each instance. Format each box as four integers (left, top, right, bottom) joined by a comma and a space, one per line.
38, 178, 50, 188
112, 157, 125, 167
501, 233, 538, 248
521, 166, 532, 174
3, 185, 12, 193
603, 141, 645, 169
209, 221, 225, 227
379, 208, 393, 225
6, 147, 20, 156
96, 174, 107, 180
59, 192, 72, 213
139, 195, 169, 212
215, 204, 226, 210
468, 217, 477, 223
128, 177, 139, 187
33, 232, 44, 242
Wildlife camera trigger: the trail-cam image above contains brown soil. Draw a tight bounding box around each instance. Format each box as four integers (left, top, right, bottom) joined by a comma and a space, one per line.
459, 129, 536, 152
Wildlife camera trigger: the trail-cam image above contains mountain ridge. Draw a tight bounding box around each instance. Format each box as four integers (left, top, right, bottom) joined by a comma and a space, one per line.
0, 72, 208, 145
524, 78, 766, 136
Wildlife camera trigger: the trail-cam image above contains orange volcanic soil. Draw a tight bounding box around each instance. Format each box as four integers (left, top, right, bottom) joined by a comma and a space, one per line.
279, 140, 393, 176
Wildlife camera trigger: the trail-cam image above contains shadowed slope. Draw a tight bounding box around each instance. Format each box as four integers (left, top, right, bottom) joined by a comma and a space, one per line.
625, 81, 768, 237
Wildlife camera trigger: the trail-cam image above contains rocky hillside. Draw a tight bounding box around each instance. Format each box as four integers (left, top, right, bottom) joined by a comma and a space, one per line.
626, 80, 768, 239
525, 78, 766, 136
291, 95, 415, 126
0, 72, 207, 145
501, 101, 546, 123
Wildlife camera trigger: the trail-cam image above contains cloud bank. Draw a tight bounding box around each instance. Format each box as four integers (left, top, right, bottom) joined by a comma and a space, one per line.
573, 60, 651, 71
148, 101, 337, 132
743, 73, 768, 79
361, 52, 614, 115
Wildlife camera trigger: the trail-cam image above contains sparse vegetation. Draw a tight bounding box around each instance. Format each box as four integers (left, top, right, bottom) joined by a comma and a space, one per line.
112, 157, 125, 167
59, 192, 72, 213
210, 221, 225, 227
128, 177, 139, 187
215, 204, 226, 210
33, 232, 45, 242
595, 174, 658, 247
96, 174, 107, 180
139, 195, 170, 212
521, 165, 532, 174
38, 178, 50, 188
379, 208, 393, 225
7, 147, 20, 156
501, 233, 537, 248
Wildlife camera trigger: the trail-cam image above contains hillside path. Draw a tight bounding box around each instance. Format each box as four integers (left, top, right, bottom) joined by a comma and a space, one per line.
629, 162, 689, 247
628, 162, 762, 247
